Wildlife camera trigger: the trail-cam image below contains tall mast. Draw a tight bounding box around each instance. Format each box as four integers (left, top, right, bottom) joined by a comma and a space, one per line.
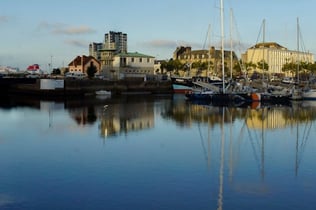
297, 17, 300, 82
220, 0, 225, 93
262, 19, 266, 79
207, 24, 212, 78
230, 8, 233, 80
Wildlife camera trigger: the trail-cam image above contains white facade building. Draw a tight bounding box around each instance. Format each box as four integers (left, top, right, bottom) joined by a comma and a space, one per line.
242, 42, 314, 75
112, 52, 155, 78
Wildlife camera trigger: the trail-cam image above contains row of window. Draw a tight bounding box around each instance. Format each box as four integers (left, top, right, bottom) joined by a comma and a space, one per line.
180, 54, 212, 60
125, 69, 151, 73
131, 57, 151, 63
69, 69, 82, 72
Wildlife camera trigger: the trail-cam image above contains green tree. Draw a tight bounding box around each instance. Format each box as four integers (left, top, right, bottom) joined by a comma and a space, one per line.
245, 62, 257, 71
256, 60, 269, 71
307, 62, 316, 74
51, 68, 61, 75
257, 60, 269, 79
161, 59, 185, 75
86, 62, 97, 79
282, 62, 296, 75
161, 59, 174, 73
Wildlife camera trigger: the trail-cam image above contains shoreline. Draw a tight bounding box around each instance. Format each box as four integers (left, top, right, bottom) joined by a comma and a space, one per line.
0, 78, 173, 98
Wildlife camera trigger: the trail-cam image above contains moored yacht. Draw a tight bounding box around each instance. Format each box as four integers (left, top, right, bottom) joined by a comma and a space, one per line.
303, 88, 316, 100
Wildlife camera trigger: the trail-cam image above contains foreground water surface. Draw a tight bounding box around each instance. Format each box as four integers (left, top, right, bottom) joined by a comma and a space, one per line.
0, 94, 316, 210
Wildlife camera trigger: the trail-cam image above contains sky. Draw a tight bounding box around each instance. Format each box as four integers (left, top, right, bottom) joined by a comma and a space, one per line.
0, 0, 315, 71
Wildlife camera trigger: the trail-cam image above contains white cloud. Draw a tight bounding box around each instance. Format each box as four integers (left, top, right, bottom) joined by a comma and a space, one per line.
143, 39, 203, 50
64, 39, 88, 48
143, 40, 177, 48
38, 22, 95, 35
53, 26, 95, 35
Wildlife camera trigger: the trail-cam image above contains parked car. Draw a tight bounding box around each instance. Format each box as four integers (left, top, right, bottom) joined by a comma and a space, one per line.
281, 77, 295, 84
64, 72, 86, 79
94, 73, 104, 79
270, 76, 281, 82
26, 74, 40, 78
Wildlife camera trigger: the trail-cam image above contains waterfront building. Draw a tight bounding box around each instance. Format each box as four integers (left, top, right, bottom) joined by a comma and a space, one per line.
0, 66, 19, 74
89, 31, 127, 70
242, 42, 314, 76
154, 60, 166, 74
104, 31, 127, 54
99, 31, 127, 72
89, 42, 103, 60
111, 52, 155, 79
68, 55, 101, 74
89, 31, 155, 79
173, 46, 238, 77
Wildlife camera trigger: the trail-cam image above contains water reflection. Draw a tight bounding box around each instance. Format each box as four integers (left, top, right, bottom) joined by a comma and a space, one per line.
170, 97, 316, 130
98, 97, 156, 138
1, 94, 315, 138
1, 94, 316, 209
171, 97, 316, 209
0, 95, 172, 138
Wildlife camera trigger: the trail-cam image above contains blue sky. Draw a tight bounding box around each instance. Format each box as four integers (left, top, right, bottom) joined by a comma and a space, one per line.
0, 0, 315, 71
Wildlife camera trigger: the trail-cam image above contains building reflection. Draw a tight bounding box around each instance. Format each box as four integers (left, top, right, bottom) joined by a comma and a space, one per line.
65, 96, 316, 139
64, 96, 158, 138
98, 101, 154, 138
169, 100, 316, 130
3, 94, 315, 141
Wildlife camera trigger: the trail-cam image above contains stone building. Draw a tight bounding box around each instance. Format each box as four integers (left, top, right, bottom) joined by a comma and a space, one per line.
173, 46, 238, 76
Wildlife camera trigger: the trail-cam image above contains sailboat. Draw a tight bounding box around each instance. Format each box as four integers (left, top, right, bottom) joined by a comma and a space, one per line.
290, 18, 304, 100
174, 27, 224, 94
303, 88, 316, 100
295, 18, 316, 100
186, 1, 262, 105
207, 1, 263, 105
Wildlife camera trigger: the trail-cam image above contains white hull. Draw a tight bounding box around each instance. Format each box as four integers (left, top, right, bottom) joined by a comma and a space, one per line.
96, 90, 111, 95
303, 89, 316, 100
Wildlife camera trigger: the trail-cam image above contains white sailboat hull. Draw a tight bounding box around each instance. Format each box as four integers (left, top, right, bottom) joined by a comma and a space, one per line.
303, 89, 316, 100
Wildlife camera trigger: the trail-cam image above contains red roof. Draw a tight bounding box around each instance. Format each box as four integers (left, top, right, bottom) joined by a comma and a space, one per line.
68, 55, 100, 67
27, 64, 40, 71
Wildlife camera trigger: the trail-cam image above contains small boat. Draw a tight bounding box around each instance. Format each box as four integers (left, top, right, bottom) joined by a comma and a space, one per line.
171, 75, 223, 94
95, 90, 111, 95
303, 88, 316, 100
185, 89, 213, 101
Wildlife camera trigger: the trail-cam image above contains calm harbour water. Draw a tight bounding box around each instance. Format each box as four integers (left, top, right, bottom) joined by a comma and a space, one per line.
0, 94, 316, 210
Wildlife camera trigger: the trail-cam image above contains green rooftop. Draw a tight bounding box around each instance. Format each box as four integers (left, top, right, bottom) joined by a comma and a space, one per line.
116, 52, 155, 58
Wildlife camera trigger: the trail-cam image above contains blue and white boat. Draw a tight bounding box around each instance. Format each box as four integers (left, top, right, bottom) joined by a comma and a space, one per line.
303, 88, 316, 100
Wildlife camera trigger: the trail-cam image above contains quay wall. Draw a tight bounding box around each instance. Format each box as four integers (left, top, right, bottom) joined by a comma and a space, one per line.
0, 78, 173, 97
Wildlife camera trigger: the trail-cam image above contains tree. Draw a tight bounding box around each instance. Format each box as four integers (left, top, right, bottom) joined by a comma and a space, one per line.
308, 62, 316, 74
256, 60, 269, 72
191, 61, 209, 76
256, 60, 269, 79
86, 62, 97, 79
245, 62, 257, 71
160, 59, 174, 73
282, 62, 296, 75
51, 68, 61, 75
160, 59, 185, 75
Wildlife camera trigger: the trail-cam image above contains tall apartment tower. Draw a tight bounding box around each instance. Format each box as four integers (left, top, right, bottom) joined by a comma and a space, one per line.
89, 42, 103, 60
104, 31, 127, 53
